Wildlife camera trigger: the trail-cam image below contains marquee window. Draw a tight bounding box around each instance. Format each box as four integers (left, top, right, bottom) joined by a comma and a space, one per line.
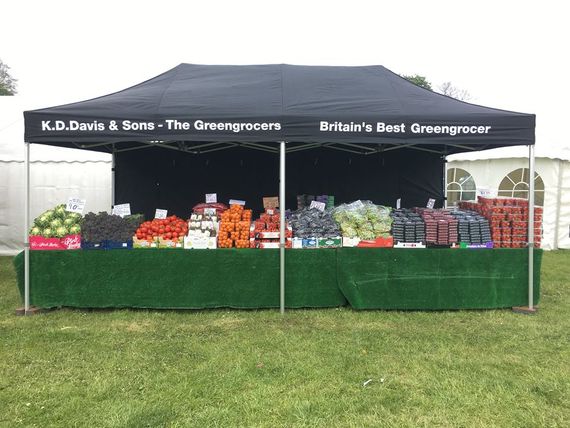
498, 168, 544, 206
446, 168, 476, 206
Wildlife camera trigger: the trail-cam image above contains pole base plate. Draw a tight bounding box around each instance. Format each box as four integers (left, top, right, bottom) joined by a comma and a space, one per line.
15, 306, 45, 316
512, 306, 538, 315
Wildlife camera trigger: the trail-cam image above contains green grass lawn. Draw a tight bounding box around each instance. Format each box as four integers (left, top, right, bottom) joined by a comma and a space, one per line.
0, 252, 569, 427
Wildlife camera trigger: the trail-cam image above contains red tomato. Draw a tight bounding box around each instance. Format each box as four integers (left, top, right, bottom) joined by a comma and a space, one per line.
165, 226, 171, 232
172, 232, 178, 238
165, 232, 172, 239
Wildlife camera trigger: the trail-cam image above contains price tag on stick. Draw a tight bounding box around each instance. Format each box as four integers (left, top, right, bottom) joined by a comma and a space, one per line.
206, 193, 217, 203
263, 196, 279, 209
426, 198, 436, 209
66, 197, 86, 214
310, 201, 326, 212
155, 209, 168, 219
112, 203, 131, 218
396, 198, 401, 209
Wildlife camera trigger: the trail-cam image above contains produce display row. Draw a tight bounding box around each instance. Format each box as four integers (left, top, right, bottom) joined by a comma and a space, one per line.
458, 196, 543, 248
28, 196, 542, 251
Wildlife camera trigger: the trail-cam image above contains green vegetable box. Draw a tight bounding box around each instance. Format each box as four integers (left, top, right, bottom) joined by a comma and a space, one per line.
29, 204, 82, 250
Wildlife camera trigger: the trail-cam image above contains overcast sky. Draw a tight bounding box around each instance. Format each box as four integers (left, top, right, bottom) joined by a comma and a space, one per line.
1, 0, 568, 154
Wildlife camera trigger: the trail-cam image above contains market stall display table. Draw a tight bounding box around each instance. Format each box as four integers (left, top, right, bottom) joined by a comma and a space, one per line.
14, 248, 541, 310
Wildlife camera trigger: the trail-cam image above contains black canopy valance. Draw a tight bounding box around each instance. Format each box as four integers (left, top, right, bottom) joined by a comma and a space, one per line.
24, 64, 535, 154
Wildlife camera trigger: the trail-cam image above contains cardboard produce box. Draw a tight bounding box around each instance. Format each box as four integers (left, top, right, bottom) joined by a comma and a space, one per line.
317, 237, 342, 248
184, 235, 217, 249
133, 237, 159, 249
30, 234, 81, 250
158, 237, 183, 249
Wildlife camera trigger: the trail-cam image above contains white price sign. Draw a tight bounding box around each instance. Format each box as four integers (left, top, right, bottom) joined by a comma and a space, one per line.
310, 201, 326, 212
66, 197, 86, 214
112, 203, 131, 217
476, 188, 497, 198
229, 199, 246, 206
396, 198, 401, 209
155, 209, 168, 219
204, 208, 216, 215
426, 198, 436, 209
206, 193, 217, 203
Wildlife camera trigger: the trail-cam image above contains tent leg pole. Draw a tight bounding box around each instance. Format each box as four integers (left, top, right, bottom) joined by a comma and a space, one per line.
24, 142, 30, 314
514, 145, 537, 315
279, 141, 286, 314
443, 156, 447, 208
528, 145, 535, 310
111, 148, 116, 207
553, 159, 563, 250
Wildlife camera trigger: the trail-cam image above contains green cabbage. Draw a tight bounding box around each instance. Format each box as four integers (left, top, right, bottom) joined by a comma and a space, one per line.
54, 204, 67, 219
63, 217, 76, 227
29, 226, 42, 236
50, 218, 63, 229
54, 226, 69, 238
333, 200, 393, 239
69, 224, 81, 235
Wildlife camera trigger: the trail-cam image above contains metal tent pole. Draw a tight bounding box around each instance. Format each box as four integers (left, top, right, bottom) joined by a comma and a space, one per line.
111, 147, 116, 207
528, 145, 535, 309
554, 159, 563, 250
279, 141, 286, 314
443, 156, 448, 208
24, 142, 30, 313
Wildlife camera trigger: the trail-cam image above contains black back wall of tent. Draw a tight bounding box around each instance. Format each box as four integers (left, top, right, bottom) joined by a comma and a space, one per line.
115, 147, 443, 217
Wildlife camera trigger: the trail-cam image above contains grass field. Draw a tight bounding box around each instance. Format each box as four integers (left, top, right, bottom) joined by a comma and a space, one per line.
0, 252, 569, 427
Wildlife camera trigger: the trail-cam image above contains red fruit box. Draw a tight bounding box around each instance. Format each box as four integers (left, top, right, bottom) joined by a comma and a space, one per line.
508, 214, 524, 221
477, 196, 491, 205
356, 236, 394, 248
30, 234, 81, 250
30, 235, 65, 250
61, 234, 81, 250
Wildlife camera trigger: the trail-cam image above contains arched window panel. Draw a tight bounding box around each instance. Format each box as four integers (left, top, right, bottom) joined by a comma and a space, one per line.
446, 167, 477, 206
498, 168, 544, 206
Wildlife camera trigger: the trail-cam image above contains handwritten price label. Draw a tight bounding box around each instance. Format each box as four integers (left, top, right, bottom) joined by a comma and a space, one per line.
112, 203, 131, 217
155, 209, 168, 219
310, 201, 326, 212
229, 199, 246, 206
66, 197, 86, 214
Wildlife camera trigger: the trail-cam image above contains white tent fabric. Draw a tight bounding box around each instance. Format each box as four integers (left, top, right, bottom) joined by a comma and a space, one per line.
1, 97, 112, 255
447, 146, 570, 250
0, 160, 112, 255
